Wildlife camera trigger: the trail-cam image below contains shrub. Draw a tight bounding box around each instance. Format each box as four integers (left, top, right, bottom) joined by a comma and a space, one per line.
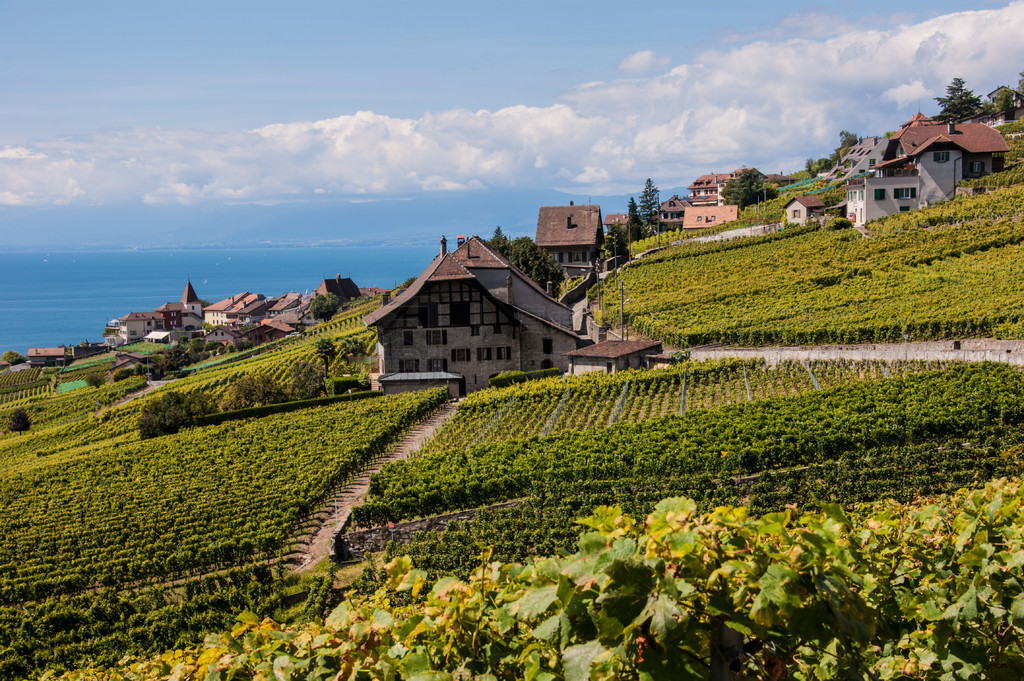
290, 360, 327, 400
7, 408, 30, 433
85, 373, 106, 389
1, 351, 27, 366
112, 368, 134, 382
825, 217, 853, 231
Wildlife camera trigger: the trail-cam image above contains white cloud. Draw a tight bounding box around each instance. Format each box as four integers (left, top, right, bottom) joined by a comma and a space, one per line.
881, 80, 930, 108
617, 50, 671, 75
2, 2, 1023, 206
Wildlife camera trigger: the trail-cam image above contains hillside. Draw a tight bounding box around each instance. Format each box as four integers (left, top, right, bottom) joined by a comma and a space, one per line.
598, 183, 1024, 347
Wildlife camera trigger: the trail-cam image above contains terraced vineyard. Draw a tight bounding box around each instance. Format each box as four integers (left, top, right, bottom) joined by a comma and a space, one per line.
602, 183, 1024, 346
0, 388, 445, 678
356, 364, 1024, 583
417, 357, 937, 458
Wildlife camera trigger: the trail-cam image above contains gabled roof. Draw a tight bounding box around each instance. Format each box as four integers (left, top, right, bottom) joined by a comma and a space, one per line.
317, 276, 361, 301
785, 195, 825, 209
603, 213, 628, 226
206, 293, 252, 312
119, 312, 164, 321
536, 205, 603, 247
182, 280, 200, 305
566, 340, 662, 358
688, 172, 734, 189
895, 122, 1008, 156
28, 347, 66, 357
364, 236, 568, 327
155, 302, 187, 312
659, 196, 691, 210
259, 318, 295, 334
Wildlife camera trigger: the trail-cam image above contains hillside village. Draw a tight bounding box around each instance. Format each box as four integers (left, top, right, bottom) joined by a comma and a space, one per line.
4, 75, 1024, 680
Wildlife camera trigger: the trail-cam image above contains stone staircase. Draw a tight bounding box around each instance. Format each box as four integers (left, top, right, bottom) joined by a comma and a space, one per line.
288, 399, 460, 572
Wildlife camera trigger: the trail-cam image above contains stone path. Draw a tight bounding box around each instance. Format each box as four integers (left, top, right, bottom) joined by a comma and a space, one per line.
289, 399, 460, 573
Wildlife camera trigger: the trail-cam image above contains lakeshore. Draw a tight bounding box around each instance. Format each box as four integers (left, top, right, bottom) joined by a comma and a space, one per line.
0, 244, 434, 354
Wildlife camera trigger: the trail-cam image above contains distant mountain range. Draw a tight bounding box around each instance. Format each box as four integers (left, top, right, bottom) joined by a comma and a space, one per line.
0, 186, 692, 251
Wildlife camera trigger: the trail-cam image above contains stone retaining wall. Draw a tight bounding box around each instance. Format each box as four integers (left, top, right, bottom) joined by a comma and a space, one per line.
332, 500, 523, 562
689, 340, 1024, 368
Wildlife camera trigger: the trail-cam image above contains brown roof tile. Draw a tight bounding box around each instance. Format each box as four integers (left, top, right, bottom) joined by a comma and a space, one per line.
895, 122, 1008, 155
536, 205, 603, 247
565, 339, 662, 358
787, 195, 825, 209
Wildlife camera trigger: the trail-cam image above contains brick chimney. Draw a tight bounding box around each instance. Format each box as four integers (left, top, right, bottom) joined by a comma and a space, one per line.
382, 291, 391, 306
440, 236, 447, 256
457, 234, 466, 247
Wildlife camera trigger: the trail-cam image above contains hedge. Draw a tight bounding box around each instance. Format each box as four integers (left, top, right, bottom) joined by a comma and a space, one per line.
191, 391, 383, 427
331, 376, 370, 395
488, 367, 561, 389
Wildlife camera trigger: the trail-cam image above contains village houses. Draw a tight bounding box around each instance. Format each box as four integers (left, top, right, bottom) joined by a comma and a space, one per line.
535, 204, 604, 277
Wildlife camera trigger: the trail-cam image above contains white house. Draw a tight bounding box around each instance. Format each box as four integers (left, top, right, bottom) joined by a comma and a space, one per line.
846, 115, 1008, 227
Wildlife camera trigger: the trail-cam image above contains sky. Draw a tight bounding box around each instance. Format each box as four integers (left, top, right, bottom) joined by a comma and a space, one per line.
1, 0, 1023, 246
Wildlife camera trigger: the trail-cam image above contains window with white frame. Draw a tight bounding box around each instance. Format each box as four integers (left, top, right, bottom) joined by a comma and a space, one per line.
969, 161, 986, 173
893, 187, 917, 199
933, 151, 949, 163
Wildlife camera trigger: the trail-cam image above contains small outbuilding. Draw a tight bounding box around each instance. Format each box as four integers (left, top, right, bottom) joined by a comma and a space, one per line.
565, 339, 663, 375
783, 195, 826, 225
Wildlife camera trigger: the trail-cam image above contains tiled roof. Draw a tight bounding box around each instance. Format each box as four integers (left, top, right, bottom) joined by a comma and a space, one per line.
206, 293, 251, 312
688, 173, 734, 189
317, 276, 361, 301
119, 312, 164, 321
259, 318, 295, 333
155, 302, 187, 312
565, 340, 662, 358
659, 196, 691, 210
536, 205, 603, 247
603, 213, 628, 226
28, 347, 66, 357
896, 122, 1008, 156
364, 237, 568, 327
786, 195, 825, 209
181, 280, 200, 304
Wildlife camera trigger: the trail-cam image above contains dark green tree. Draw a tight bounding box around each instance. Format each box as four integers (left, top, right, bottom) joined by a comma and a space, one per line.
488, 233, 564, 289
138, 391, 211, 439
289, 360, 327, 399
626, 197, 644, 243
934, 77, 982, 122
310, 293, 341, 321
638, 178, 660, 234
85, 372, 106, 389
7, 408, 30, 433
1, 351, 26, 365
314, 338, 337, 377
604, 223, 629, 261
722, 168, 777, 210
218, 374, 287, 411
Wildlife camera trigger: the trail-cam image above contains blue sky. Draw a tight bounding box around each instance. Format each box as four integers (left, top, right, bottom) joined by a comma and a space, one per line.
1, 0, 1022, 244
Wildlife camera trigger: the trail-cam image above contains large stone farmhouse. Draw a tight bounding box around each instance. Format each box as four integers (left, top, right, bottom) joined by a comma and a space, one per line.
364, 236, 585, 397
535, 204, 604, 277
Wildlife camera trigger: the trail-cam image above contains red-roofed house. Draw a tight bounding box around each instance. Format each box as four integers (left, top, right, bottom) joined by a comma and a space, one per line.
364, 236, 584, 396
203, 292, 267, 326
687, 172, 736, 206
658, 196, 690, 229
846, 118, 1008, 226
316, 275, 361, 302
535, 204, 603, 277
251, 318, 296, 345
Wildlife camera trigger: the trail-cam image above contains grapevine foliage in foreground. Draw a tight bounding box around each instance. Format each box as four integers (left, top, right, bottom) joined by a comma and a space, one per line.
56, 477, 1024, 680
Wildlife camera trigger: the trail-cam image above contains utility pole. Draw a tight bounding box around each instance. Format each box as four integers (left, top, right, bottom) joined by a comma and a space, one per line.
620, 281, 626, 341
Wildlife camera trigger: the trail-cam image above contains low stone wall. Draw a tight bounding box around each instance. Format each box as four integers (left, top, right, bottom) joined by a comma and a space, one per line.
558, 271, 597, 307
332, 500, 523, 562
688, 339, 1024, 368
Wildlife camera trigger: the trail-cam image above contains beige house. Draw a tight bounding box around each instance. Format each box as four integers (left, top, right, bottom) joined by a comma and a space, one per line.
783, 195, 826, 225
117, 312, 165, 345
364, 236, 584, 396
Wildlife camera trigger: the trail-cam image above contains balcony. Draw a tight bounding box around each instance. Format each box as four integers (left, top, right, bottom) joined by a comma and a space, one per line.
847, 177, 865, 187
875, 168, 919, 178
